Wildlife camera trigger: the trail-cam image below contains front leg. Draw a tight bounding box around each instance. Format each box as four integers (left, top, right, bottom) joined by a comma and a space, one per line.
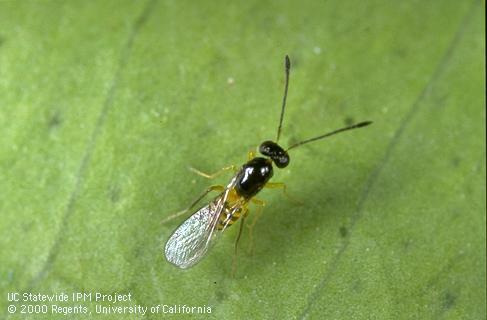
189, 165, 238, 179
161, 184, 225, 224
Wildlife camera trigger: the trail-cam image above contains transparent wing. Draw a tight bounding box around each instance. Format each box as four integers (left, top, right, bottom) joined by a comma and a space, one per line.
164, 192, 231, 269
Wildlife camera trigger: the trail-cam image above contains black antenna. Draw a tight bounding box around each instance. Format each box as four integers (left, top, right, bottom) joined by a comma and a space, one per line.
286, 121, 373, 151
276, 55, 291, 143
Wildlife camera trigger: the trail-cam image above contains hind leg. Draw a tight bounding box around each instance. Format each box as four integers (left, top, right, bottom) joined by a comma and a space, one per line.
246, 198, 265, 255
232, 211, 248, 277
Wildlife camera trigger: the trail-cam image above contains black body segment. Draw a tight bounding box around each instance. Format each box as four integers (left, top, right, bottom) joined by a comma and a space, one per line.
235, 157, 273, 199
259, 140, 290, 168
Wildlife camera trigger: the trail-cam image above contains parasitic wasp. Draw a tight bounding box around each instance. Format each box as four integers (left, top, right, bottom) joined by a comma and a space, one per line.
163, 55, 372, 269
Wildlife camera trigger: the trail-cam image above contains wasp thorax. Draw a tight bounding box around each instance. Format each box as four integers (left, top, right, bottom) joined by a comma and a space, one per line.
259, 140, 290, 168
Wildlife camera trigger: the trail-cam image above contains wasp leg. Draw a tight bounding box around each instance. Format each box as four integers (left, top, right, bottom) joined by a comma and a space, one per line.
232, 210, 248, 277
247, 150, 256, 161
246, 198, 266, 255
161, 184, 225, 224
189, 165, 238, 179
264, 182, 303, 205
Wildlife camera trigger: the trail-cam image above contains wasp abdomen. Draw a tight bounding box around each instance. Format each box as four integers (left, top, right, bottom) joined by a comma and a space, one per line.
217, 204, 245, 230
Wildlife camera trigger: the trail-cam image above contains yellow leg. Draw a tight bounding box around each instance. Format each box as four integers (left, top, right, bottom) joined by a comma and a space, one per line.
265, 182, 303, 205
248, 150, 256, 160
232, 212, 247, 277
161, 185, 225, 223
246, 198, 265, 255
189, 165, 238, 179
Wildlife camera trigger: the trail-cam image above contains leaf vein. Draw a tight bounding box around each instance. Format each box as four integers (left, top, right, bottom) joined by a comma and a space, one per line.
25, 0, 157, 290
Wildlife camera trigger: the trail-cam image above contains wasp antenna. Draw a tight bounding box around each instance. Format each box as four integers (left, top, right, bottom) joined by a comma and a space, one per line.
286, 121, 373, 151
276, 55, 291, 143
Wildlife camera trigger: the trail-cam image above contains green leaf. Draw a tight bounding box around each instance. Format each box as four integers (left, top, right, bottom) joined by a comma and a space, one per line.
1, 1, 484, 319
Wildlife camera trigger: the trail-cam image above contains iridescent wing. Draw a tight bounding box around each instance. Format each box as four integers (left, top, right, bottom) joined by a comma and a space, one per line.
164, 190, 234, 269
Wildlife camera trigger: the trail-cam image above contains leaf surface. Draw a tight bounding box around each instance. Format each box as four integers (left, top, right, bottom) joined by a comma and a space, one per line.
0, 1, 484, 319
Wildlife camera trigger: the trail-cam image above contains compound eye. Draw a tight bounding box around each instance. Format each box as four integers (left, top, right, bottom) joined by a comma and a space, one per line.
274, 153, 290, 168
259, 141, 275, 157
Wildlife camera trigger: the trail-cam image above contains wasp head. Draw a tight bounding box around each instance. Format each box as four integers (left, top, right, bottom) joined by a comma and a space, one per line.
259, 141, 290, 168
